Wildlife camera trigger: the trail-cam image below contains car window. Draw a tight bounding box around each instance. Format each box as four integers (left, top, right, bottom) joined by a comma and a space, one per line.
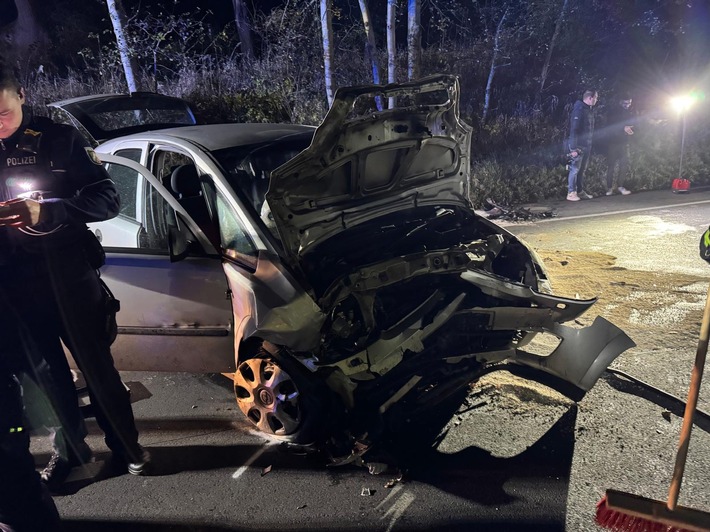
114, 148, 142, 163
153, 150, 194, 192
210, 185, 258, 269
104, 161, 139, 220
100, 161, 172, 252
211, 136, 312, 216
140, 179, 172, 251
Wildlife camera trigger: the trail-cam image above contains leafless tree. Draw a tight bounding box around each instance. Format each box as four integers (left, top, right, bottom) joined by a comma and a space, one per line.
482, 8, 509, 123
537, 0, 570, 102
319, 0, 335, 107
407, 0, 420, 81
232, 0, 254, 59
387, 0, 397, 107
0, 0, 47, 71
105, 0, 141, 92
358, 0, 382, 110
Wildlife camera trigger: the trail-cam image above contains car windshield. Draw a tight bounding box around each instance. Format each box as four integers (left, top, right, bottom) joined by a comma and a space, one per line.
210, 135, 313, 215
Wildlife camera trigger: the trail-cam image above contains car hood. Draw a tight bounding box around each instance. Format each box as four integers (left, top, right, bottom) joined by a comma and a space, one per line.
267, 74, 473, 263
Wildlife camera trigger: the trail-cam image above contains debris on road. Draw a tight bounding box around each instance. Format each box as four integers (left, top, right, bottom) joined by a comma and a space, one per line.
384, 474, 404, 489
481, 198, 557, 222
367, 462, 388, 475
361, 487, 374, 496
261, 465, 272, 477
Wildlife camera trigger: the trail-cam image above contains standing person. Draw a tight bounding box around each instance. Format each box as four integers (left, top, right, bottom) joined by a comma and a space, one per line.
605, 95, 635, 196
565, 89, 598, 201
0, 63, 149, 491
0, 295, 61, 532
0, 372, 62, 532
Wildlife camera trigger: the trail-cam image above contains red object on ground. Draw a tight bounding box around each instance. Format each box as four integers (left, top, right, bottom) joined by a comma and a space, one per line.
672, 178, 691, 193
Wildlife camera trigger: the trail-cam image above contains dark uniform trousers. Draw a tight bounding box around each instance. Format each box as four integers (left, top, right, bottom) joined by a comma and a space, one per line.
1, 243, 141, 462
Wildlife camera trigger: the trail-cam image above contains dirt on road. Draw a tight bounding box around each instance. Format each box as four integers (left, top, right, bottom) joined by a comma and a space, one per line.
438, 249, 710, 531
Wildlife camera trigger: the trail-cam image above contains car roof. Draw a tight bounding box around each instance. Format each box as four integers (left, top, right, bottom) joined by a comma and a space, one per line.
97, 123, 317, 152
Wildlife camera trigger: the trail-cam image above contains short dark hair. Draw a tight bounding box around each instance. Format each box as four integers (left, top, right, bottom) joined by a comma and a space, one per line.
0, 62, 21, 92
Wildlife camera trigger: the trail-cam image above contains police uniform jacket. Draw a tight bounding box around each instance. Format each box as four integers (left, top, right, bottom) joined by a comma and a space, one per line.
0, 106, 119, 259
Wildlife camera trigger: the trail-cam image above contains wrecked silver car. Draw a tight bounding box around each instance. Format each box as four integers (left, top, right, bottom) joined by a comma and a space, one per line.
49, 75, 634, 449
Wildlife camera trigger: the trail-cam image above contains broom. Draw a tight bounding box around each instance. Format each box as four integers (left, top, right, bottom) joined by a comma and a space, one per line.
595, 283, 710, 532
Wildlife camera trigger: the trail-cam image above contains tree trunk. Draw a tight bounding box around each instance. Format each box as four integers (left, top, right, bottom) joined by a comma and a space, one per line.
387, 0, 396, 108
320, 0, 335, 107
105, 0, 140, 93
358, 0, 382, 111
482, 8, 508, 123
0, 0, 47, 71
537, 0, 569, 102
0, 0, 18, 27
232, 0, 254, 60
406, 0, 420, 81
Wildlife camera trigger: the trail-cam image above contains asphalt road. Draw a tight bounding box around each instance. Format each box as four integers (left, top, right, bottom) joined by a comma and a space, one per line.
29, 186, 710, 532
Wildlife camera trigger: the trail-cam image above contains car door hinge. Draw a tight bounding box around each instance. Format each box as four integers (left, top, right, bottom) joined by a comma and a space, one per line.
225, 289, 232, 300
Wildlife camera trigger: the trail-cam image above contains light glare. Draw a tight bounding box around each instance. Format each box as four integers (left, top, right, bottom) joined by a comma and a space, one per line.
670, 94, 695, 113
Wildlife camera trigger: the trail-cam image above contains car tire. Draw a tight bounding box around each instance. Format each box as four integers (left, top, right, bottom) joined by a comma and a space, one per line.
234, 349, 328, 444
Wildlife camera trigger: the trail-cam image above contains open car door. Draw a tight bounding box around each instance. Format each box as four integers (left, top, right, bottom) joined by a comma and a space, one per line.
83, 154, 235, 373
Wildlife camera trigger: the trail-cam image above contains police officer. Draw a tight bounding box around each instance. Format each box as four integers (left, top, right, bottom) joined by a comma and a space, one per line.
0, 63, 149, 489
0, 371, 61, 531
0, 273, 60, 530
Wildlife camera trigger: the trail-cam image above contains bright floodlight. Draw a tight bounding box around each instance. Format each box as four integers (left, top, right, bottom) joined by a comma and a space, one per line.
671, 94, 695, 113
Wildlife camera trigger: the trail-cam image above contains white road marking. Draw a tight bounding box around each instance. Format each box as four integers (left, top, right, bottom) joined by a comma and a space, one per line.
381, 489, 415, 532
501, 197, 710, 225
231, 442, 275, 479
376, 484, 403, 509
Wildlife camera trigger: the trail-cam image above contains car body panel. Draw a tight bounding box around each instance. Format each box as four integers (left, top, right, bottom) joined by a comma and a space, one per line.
223, 251, 325, 354
268, 74, 473, 261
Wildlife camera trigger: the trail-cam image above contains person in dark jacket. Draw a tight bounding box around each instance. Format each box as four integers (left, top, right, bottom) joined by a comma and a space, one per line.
0, 370, 61, 532
0, 63, 149, 491
0, 285, 61, 531
605, 95, 635, 196
565, 89, 598, 202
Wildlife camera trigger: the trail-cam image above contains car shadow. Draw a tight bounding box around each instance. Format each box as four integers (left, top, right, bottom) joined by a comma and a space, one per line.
602, 371, 710, 433
360, 391, 577, 531
49, 390, 577, 531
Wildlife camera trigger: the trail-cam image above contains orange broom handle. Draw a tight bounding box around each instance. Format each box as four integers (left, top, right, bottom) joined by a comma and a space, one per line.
668, 282, 710, 511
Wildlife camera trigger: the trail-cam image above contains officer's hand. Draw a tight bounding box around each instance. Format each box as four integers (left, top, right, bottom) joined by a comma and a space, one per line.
700, 226, 710, 263
0, 198, 42, 227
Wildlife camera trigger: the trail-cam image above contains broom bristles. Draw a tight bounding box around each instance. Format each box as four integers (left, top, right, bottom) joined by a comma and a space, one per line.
596, 495, 695, 532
